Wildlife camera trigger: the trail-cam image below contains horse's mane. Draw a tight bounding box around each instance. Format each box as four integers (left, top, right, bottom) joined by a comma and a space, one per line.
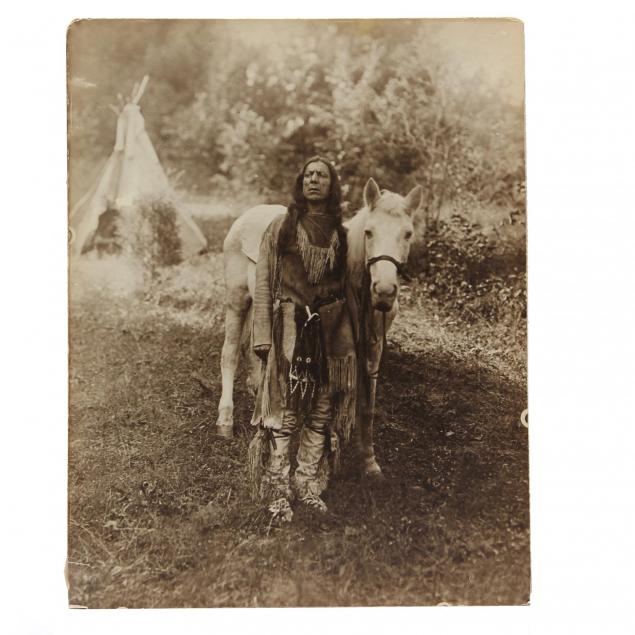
345, 205, 370, 293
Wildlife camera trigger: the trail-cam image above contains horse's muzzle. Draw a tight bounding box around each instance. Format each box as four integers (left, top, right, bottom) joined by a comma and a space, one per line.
372, 280, 397, 313
373, 299, 394, 313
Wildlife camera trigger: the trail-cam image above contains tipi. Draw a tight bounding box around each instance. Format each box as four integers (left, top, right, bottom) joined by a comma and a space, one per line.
69, 76, 208, 259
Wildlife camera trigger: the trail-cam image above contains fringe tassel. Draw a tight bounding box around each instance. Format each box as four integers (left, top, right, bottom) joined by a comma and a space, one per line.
260, 351, 274, 420
334, 390, 357, 444
250, 380, 263, 426
329, 429, 341, 476
247, 429, 268, 500
316, 449, 331, 491
327, 354, 357, 394
263, 227, 280, 294
327, 354, 357, 444
296, 223, 339, 284
281, 302, 297, 363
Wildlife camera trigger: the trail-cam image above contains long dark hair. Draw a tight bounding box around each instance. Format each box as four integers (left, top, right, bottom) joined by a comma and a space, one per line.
278, 156, 347, 271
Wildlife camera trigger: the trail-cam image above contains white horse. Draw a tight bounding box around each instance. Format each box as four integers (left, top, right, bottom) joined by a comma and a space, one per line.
216, 178, 422, 478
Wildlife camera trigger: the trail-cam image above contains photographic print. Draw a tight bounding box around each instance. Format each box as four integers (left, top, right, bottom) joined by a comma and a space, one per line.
68, 18, 528, 607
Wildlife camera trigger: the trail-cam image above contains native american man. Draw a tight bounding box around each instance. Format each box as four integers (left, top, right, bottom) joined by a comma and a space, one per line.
248, 157, 357, 521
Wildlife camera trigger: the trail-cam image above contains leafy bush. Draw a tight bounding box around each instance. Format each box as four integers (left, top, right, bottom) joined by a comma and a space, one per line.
158, 23, 525, 222
119, 197, 182, 278
410, 212, 526, 325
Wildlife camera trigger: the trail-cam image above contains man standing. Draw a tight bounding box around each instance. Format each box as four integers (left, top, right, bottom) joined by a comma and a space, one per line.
249, 157, 357, 522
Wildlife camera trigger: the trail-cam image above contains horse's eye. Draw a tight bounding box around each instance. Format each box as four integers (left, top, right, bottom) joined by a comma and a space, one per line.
365, 229, 373, 239
405, 230, 413, 240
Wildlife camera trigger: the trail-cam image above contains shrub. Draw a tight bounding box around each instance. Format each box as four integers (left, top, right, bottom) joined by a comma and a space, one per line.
409, 212, 526, 325
119, 196, 183, 278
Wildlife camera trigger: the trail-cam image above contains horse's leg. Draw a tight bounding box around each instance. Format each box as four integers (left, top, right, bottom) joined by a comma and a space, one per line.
356, 310, 397, 478
356, 342, 383, 478
216, 253, 250, 437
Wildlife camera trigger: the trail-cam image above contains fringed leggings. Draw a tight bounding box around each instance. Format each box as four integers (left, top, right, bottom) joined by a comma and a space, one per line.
261, 389, 332, 501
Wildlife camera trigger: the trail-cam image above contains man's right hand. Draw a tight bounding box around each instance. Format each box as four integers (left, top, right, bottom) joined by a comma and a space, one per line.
254, 345, 270, 362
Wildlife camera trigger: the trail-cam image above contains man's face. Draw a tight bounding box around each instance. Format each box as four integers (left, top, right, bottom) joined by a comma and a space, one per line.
302, 161, 331, 202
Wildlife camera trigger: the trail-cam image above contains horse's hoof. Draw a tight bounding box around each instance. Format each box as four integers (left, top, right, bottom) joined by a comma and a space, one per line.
362, 459, 384, 480
216, 407, 233, 430
215, 424, 234, 439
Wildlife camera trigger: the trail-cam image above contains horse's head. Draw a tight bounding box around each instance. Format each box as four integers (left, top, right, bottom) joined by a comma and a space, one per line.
359, 178, 422, 312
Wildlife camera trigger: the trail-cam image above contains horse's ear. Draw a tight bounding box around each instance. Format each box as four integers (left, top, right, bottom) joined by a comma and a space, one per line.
403, 185, 423, 216
363, 178, 381, 210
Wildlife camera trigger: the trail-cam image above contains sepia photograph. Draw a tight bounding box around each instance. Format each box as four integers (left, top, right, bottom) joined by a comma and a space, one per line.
67, 18, 528, 608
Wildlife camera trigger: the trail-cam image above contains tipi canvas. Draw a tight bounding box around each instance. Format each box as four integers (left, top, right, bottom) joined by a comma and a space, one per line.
69, 76, 207, 259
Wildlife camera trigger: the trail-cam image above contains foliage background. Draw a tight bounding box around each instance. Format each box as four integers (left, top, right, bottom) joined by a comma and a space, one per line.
68, 19, 526, 330
68, 20, 524, 213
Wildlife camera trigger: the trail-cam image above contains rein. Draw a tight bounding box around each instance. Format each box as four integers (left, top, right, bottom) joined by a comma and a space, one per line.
367, 311, 387, 382
357, 253, 408, 395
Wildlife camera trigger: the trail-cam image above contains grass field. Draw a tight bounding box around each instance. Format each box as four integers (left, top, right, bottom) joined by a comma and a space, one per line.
68, 225, 529, 608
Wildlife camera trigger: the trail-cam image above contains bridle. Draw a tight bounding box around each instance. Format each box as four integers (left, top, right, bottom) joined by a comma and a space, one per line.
365, 254, 411, 282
